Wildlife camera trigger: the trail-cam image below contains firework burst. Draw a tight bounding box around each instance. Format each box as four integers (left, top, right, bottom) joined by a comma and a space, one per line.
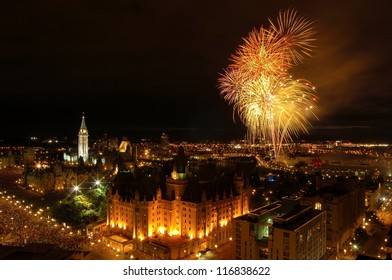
219, 9, 317, 159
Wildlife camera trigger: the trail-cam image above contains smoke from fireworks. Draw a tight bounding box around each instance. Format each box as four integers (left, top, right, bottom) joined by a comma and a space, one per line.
219, 9, 318, 159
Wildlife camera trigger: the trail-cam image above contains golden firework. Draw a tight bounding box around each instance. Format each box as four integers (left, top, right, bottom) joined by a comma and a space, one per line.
219, 9, 317, 158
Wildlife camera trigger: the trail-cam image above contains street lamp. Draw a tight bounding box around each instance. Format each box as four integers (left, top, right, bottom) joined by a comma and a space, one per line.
73, 185, 80, 195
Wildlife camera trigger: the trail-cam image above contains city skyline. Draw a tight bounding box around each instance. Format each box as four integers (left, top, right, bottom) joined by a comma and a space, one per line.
1, 0, 391, 143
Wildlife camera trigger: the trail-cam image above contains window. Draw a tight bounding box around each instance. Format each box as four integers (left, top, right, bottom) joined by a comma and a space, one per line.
315, 202, 322, 210
283, 232, 290, 238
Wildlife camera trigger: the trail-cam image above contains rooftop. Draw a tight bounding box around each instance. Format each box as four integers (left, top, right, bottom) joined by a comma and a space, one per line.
107, 235, 129, 243
273, 205, 324, 231
235, 202, 282, 223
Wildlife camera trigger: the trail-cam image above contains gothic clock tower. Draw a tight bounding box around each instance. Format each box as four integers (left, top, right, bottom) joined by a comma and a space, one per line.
78, 113, 89, 162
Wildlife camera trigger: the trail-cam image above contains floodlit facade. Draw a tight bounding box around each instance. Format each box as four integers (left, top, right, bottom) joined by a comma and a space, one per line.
78, 113, 89, 162
107, 147, 251, 251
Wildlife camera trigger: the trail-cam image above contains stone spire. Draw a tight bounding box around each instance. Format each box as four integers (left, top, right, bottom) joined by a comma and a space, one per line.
78, 113, 89, 162
80, 112, 87, 130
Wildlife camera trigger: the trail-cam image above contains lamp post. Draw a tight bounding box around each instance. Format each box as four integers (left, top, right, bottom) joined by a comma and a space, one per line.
73, 185, 80, 196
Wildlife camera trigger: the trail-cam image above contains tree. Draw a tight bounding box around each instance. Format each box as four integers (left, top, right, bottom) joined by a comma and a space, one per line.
51, 186, 107, 227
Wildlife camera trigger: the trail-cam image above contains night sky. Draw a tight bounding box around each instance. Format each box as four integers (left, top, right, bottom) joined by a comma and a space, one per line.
1, 0, 391, 143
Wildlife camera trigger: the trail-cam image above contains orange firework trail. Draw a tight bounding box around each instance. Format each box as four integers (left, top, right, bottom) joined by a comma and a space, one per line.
219, 9, 318, 159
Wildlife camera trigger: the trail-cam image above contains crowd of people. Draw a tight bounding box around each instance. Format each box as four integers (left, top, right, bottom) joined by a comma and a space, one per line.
0, 195, 87, 251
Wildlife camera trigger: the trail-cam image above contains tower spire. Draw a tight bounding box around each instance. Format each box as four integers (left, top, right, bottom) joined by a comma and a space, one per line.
80, 112, 87, 129
78, 113, 89, 162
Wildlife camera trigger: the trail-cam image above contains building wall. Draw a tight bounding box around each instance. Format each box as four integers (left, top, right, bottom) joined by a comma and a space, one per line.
78, 115, 89, 162
302, 183, 365, 250
78, 133, 88, 162
107, 181, 250, 249
22, 165, 98, 194
269, 211, 326, 260
230, 203, 283, 260
25, 171, 55, 193
233, 219, 260, 260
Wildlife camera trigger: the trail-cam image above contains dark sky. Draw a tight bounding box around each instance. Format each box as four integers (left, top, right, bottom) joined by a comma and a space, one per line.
1, 0, 391, 142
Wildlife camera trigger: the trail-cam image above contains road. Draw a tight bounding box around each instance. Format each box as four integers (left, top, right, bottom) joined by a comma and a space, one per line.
361, 222, 388, 258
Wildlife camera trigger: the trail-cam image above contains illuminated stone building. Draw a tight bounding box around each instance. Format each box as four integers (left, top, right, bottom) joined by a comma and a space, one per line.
22, 163, 91, 193
78, 113, 89, 162
119, 138, 132, 155
107, 147, 252, 253
22, 164, 65, 193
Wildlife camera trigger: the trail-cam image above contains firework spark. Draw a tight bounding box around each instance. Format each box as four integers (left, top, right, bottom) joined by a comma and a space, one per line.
219, 9, 318, 159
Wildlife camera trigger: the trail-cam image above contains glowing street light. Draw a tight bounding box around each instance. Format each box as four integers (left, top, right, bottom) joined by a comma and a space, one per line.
73, 185, 81, 195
